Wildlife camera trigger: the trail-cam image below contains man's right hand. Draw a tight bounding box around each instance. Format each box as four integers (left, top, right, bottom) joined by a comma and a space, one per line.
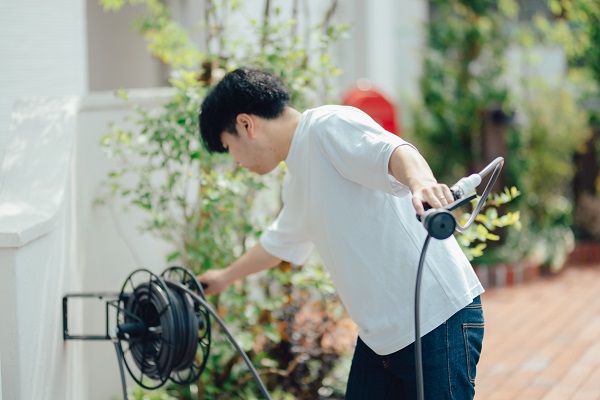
196, 242, 283, 296
197, 268, 233, 295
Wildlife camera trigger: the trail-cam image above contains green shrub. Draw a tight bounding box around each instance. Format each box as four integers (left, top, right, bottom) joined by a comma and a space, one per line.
99, 1, 353, 398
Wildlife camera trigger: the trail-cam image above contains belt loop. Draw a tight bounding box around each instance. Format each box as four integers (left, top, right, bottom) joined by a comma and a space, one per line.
382, 355, 390, 369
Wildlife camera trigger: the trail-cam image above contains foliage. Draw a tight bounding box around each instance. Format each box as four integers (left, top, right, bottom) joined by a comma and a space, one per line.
408, 0, 522, 264
129, 386, 178, 400
574, 193, 600, 240
241, 4, 346, 109
532, 0, 600, 86
101, 74, 261, 272
499, 81, 591, 269
457, 187, 522, 261
529, 0, 600, 247
410, 0, 519, 181
410, 0, 598, 270
100, 0, 202, 67
99, 0, 352, 399
510, 84, 590, 231
100, 0, 346, 107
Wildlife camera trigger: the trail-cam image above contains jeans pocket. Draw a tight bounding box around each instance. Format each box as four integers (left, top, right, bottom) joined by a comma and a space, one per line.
462, 323, 484, 383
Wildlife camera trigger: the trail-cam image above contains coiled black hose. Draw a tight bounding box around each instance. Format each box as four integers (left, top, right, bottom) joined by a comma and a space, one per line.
113, 268, 271, 399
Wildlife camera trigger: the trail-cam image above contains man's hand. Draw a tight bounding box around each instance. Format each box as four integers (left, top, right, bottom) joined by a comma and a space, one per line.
197, 268, 233, 295
388, 145, 454, 215
410, 183, 454, 216
196, 242, 282, 295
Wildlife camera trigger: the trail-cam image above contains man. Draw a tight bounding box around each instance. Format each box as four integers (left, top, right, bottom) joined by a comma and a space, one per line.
198, 67, 484, 399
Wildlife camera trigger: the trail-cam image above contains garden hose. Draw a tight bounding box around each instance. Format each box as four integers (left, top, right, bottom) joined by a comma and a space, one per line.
415, 157, 504, 400
64, 157, 504, 400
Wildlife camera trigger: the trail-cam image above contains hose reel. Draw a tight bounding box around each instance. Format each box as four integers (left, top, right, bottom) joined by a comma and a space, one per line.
63, 266, 272, 399
115, 267, 211, 389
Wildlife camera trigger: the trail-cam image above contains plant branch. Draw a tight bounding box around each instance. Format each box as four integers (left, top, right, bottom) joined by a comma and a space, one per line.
261, 0, 272, 52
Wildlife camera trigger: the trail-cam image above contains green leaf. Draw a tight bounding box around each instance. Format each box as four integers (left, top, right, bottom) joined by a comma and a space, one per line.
99, 0, 126, 12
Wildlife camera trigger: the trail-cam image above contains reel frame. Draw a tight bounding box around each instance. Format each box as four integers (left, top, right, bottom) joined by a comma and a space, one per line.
63, 266, 212, 391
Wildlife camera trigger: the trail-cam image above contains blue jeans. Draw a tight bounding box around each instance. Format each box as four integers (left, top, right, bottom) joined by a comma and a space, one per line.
345, 296, 484, 399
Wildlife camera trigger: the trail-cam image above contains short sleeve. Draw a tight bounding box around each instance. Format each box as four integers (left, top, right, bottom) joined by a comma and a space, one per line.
259, 204, 314, 266
317, 107, 414, 196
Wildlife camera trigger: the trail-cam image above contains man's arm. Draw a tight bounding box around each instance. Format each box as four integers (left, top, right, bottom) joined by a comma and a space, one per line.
197, 242, 282, 295
388, 144, 454, 215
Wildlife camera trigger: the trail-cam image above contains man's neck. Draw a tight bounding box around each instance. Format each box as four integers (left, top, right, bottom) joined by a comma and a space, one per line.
272, 106, 302, 162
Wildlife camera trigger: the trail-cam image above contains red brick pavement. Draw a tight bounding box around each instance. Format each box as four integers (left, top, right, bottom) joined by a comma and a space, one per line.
476, 265, 600, 400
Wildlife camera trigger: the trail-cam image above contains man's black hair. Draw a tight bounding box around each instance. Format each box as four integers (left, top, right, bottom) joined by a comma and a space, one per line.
199, 67, 291, 153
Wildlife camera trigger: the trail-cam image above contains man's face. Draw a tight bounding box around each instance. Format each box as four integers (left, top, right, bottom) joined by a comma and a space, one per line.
221, 128, 278, 175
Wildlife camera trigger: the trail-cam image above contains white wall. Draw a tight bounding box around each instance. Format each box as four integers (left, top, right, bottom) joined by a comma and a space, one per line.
0, 0, 87, 176
75, 90, 174, 399
337, 0, 428, 105
86, 0, 168, 91
505, 44, 567, 95
0, 2, 87, 398
0, 97, 84, 400
0, 91, 174, 400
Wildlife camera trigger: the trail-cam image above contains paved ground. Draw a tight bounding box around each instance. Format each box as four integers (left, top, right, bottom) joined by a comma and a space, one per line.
476, 265, 600, 400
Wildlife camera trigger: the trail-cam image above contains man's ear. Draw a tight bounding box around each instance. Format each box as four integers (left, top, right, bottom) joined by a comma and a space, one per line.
236, 114, 255, 138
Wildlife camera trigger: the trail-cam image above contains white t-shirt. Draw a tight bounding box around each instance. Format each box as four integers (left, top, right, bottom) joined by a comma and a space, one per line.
260, 105, 484, 355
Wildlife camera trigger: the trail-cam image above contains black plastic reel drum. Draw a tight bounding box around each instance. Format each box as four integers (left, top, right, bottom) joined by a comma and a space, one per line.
115, 266, 211, 390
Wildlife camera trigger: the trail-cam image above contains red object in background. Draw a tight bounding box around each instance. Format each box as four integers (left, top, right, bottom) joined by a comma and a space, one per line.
341, 80, 401, 136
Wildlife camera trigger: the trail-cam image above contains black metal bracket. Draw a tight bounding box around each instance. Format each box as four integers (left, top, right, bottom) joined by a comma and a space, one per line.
62, 292, 120, 340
